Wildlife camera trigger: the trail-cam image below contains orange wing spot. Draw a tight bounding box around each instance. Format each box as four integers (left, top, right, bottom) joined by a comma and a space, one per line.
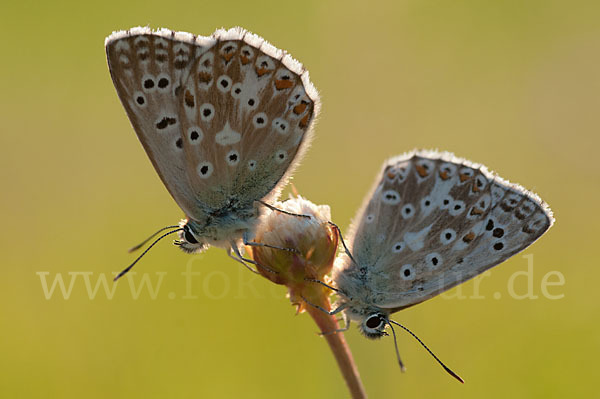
275, 79, 294, 90
439, 170, 449, 180
416, 165, 429, 177
240, 55, 250, 65
293, 102, 308, 115
184, 90, 195, 107
472, 183, 480, 193
459, 173, 470, 182
387, 171, 396, 179
470, 207, 484, 216
256, 67, 269, 77
198, 72, 212, 83
223, 52, 235, 62
299, 112, 311, 129
462, 232, 475, 243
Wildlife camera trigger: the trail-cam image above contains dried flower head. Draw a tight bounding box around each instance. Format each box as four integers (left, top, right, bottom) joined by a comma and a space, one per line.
248, 196, 338, 312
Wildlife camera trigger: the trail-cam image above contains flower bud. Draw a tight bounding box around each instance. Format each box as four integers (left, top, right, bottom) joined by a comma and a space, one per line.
248, 196, 338, 311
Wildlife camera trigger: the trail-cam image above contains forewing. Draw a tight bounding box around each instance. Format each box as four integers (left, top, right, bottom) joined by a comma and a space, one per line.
105, 27, 208, 220
343, 150, 554, 310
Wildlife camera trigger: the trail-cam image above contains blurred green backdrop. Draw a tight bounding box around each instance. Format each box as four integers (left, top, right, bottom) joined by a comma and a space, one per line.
2, 0, 598, 398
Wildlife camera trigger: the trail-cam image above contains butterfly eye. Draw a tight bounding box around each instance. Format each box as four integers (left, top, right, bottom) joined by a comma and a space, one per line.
184, 229, 198, 244
365, 315, 384, 330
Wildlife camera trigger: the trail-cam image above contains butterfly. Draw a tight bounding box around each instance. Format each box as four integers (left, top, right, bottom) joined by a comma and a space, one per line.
326, 150, 554, 380
105, 27, 319, 277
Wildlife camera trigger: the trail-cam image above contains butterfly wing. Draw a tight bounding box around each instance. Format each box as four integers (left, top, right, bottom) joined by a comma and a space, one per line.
336, 150, 554, 311
106, 27, 319, 222
106, 27, 205, 220
178, 28, 319, 210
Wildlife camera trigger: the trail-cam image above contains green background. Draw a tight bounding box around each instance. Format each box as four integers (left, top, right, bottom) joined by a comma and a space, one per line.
2, 0, 598, 397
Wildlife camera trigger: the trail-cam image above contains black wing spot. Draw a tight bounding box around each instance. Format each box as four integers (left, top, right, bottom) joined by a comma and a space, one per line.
158, 77, 169, 88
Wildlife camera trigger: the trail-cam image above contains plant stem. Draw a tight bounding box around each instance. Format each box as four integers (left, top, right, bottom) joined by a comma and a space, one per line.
305, 300, 367, 399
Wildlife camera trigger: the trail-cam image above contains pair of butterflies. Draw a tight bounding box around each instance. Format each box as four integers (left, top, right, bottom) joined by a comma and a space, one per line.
105, 26, 554, 378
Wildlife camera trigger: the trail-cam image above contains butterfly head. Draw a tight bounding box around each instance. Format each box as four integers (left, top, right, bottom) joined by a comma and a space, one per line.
359, 312, 390, 339
176, 221, 209, 254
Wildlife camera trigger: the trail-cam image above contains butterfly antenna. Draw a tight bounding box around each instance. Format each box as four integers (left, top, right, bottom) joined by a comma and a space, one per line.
128, 225, 181, 253
114, 228, 183, 282
387, 321, 406, 372
389, 320, 464, 383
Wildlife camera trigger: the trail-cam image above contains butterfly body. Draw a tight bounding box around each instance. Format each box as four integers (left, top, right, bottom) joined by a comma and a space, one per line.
105, 27, 319, 257
332, 150, 554, 338
179, 200, 259, 252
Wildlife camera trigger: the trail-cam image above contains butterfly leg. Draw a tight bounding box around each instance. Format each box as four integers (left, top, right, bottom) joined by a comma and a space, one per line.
242, 231, 301, 254
227, 247, 260, 274
319, 313, 351, 336
301, 295, 349, 315
229, 242, 279, 275
327, 221, 359, 267
256, 200, 312, 219
304, 278, 352, 300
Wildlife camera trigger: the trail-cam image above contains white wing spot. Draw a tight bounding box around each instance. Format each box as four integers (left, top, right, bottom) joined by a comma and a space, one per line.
133, 91, 147, 108
425, 253, 443, 269
255, 55, 276, 76
197, 162, 213, 178
141, 74, 156, 93
440, 228, 456, 244
118, 54, 130, 66
517, 201, 536, 218
245, 96, 259, 110
458, 167, 475, 184
440, 195, 453, 210
475, 174, 488, 191
226, 150, 240, 166
215, 122, 241, 146
490, 185, 505, 206
420, 196, 433, 212
156, 73, 171, 92
217, 75, 232, 92
272, 117, 289, 134
253, 112, 268, 128
231, 83, 243, 99
382, 190, 401, 205
415, 159, 435, 179
449, 200, 466, 216
439, 162, 457, 178
400, 264, 415, 281
401, 204, 415, 219
187, 126, 203, 144
115, 40, 130, 51
275, 150, 287, 164
492, 240, 505, 252
200, 103, 215, 122
404, 224, 433, 252
396, 165, 411, 182
392, 242, 405, 253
